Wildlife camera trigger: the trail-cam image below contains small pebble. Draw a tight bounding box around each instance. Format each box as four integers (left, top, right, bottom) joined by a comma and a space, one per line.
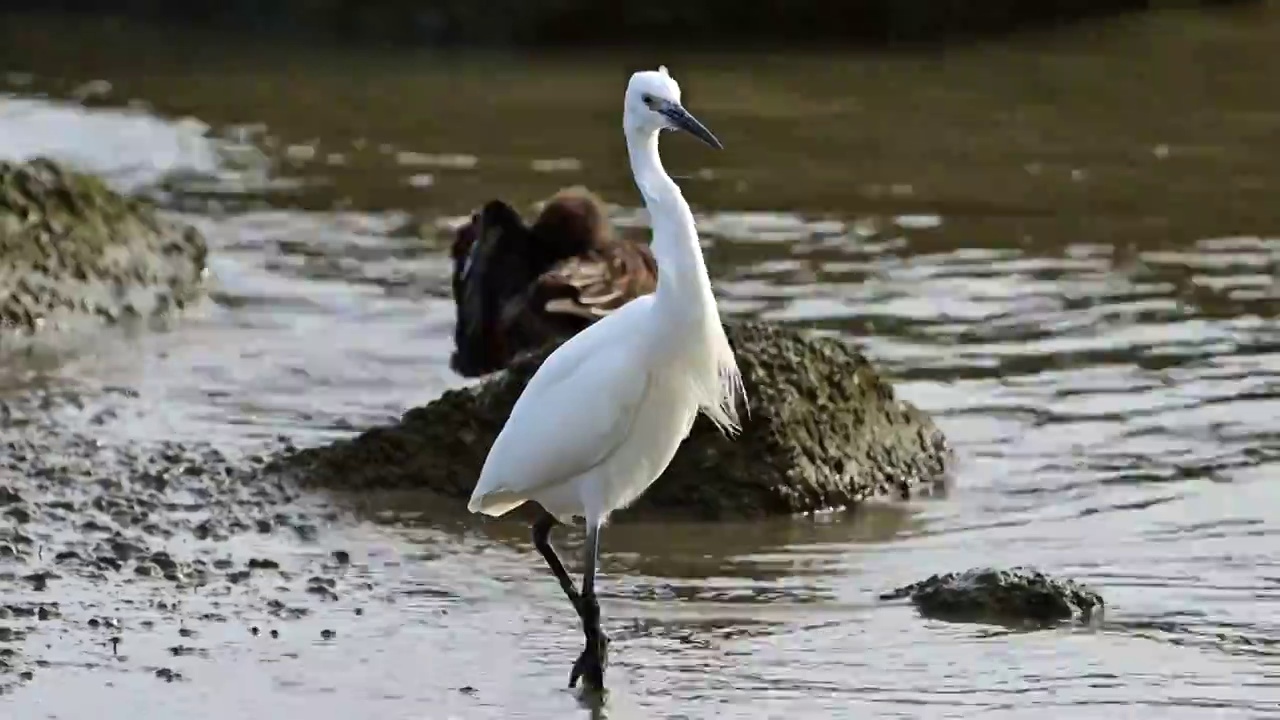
24, 571, 56, 591
292, 524, 318, 542
54, 550, 81, 564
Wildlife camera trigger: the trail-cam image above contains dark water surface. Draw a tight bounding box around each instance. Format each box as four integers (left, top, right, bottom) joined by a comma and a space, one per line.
2, 8, 1279, 718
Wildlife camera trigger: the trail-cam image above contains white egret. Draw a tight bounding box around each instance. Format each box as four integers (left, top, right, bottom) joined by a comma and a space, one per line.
466, 66, 745, 691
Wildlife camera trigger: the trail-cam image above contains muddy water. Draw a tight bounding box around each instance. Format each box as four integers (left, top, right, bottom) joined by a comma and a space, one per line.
2, 6, 1280, 718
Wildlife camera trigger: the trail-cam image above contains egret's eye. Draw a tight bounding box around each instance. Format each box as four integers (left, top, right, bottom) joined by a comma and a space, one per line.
641, 94, 655, 107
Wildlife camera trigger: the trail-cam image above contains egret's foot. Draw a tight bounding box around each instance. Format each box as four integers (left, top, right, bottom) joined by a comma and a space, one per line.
568, 631, 609, 690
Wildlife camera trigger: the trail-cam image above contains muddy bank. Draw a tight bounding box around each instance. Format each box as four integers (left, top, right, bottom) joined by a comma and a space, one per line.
269, 321, 952, 520
0, 159, 208, 335
0, 389, 371, 694
879, 567, 1106, 628
1, 1, 1262, 48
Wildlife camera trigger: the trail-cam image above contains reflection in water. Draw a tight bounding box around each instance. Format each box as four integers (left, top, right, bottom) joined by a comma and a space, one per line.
1, 6, 1279, 719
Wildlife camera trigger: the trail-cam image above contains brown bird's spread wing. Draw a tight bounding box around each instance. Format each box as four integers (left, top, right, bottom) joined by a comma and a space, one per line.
539, 242, 657, 323
499, 241, 658, 353
541, 256, 628, 320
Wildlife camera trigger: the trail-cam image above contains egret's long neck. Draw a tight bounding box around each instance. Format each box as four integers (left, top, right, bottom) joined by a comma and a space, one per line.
626, 129, 716, 313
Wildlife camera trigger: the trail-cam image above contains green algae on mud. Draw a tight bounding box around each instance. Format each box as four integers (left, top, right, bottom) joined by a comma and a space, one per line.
268, 321, 953, 520
879, 567, 1106, 628
0, 158, 208, 334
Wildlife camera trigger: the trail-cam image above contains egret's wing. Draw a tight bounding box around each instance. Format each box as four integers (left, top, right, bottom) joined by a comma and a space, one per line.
468, 308, 652, 515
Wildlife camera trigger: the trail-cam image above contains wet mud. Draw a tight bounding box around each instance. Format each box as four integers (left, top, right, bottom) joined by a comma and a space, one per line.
0, 389, 370, 696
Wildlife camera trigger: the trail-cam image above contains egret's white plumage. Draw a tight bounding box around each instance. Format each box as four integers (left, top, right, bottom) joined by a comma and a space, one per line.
467, 66, 745, 528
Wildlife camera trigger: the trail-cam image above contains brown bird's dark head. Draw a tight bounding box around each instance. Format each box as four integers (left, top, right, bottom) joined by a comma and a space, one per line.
529, 186, 613, 260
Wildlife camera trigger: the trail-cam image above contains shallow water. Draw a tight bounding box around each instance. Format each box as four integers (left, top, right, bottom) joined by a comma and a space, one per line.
2, 7, 1280, 718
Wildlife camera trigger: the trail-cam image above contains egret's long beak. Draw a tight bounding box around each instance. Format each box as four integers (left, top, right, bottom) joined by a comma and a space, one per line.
657, 100, 723, 150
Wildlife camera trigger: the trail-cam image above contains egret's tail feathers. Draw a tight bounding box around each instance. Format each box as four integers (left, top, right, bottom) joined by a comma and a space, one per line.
702, 365, 745, 436
719, 362, 748, 433
698, 326, 748, 437
467, 490, 527, 517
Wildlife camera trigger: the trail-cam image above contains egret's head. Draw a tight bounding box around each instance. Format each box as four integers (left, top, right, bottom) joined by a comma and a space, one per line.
624, 66, 722, 150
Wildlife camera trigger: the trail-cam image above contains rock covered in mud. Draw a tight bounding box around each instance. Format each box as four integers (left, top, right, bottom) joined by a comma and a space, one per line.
269, 321, 952, 519
0, 158, 208, 333
879, 567, 1104, 626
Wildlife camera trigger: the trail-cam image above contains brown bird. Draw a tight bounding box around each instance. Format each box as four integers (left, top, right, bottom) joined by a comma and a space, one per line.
449, 186, 659, 378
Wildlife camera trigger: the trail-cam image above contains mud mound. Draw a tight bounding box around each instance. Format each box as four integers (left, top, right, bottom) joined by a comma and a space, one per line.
880, 567, 1106, 627
270, 321, 953, 519
0, 158, 208, 334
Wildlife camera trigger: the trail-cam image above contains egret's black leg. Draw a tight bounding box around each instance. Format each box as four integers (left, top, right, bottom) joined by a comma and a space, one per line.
568, 524, 608, 691
532, 511, 581, 611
